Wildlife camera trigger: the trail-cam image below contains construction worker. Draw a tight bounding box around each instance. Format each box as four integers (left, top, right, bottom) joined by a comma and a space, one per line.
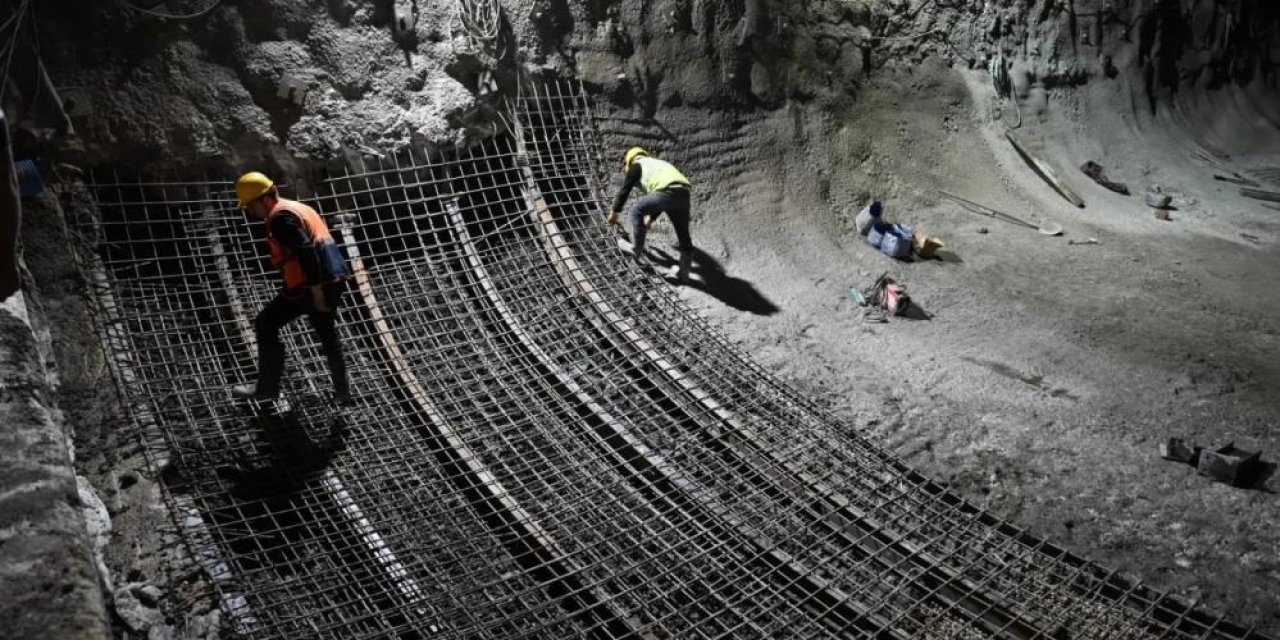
607, 147, 694, 282
230, 172, 353, 405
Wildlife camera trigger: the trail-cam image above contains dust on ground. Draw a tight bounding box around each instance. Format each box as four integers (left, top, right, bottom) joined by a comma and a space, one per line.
621, 56, 1280, 635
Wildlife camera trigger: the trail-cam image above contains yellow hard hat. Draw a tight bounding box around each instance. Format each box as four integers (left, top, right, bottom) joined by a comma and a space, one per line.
235, 171, 274, 208
624, 146, 647, 171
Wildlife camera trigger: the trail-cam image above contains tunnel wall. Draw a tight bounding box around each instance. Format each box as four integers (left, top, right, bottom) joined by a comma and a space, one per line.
0, 278, 109, 638
18, 1, 1279, 174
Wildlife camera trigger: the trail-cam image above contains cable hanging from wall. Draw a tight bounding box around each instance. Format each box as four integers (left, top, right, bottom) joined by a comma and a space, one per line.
0, 0, 32, 104
114, 0, 225, 20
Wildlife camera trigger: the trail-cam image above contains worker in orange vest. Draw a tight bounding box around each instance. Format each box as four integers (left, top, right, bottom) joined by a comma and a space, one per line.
230, 172, 353, 405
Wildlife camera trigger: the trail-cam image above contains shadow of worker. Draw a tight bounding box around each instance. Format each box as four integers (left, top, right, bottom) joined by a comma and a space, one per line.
651, 246, 780, 316
217, 408, 350, 498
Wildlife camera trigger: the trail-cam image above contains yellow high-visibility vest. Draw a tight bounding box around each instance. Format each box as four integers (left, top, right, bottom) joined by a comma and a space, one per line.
635, 156, 690, 194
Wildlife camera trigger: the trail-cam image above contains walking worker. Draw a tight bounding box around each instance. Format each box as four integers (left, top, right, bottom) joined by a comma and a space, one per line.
230, 171, 353, 405
607, 146, 695, 282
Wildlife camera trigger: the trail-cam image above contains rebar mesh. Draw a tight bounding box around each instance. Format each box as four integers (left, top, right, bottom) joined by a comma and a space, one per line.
68, 80, 1272, 640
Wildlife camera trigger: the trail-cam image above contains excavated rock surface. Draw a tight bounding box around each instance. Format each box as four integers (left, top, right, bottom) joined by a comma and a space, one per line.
34, 0, 477, 171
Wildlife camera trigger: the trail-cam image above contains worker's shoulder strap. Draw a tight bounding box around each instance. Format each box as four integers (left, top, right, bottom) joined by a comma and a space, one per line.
268, 200, 300, 220
268, 200, 320, 228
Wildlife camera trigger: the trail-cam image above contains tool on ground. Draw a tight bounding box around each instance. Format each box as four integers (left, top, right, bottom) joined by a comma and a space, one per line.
1067, 237, 1099, 246
1162, 438, 1265, 487
1080, 161, 1129, 195
1214, 173, 1259, 187
938, 190, 1063, 236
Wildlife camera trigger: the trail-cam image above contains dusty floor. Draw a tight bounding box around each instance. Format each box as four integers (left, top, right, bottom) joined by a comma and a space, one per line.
612, 63, 1280, 633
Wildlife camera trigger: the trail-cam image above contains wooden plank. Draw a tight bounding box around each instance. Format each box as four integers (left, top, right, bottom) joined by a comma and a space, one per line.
1007, 132, 1085, 208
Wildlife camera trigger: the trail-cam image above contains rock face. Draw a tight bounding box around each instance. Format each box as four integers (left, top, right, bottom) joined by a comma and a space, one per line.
113, 582, 172, 639
26, 1, 1277, 168
521, 0, 1278, 121
32, 0, 477, 170
0, 289, 109, 639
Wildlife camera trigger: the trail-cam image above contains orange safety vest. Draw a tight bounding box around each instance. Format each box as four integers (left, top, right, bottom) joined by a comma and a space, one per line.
266, 199, 344, 290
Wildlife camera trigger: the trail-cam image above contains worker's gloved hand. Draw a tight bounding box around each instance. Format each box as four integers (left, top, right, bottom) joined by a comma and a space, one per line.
310, 285, 330, 313
643, 215, 654, 231
606, 211, 618, 227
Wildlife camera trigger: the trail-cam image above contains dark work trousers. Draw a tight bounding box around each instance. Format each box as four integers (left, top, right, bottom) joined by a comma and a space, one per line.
254, 281, 349, 397
628, 187, 692, 258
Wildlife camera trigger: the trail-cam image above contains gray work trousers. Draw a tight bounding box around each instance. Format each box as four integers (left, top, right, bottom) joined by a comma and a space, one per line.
629, 187, 693, 258
254, 281, 348, 397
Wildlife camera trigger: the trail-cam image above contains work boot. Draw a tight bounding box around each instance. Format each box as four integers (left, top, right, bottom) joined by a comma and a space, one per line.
675, 250, 693, 282
327, 352, 351, 407
230, 384, 278, 401
634, 254, 654, 273
616, 237, 635, 256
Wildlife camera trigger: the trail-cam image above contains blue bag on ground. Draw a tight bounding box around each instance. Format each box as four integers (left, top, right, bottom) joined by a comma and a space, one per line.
880, 224, 914, 258
14, 159, 43, 198
866, 221, 891, 248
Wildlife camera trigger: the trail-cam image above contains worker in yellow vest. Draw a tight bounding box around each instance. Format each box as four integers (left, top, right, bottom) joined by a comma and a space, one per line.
230, 172, 353, 405
607, 147, 694, 282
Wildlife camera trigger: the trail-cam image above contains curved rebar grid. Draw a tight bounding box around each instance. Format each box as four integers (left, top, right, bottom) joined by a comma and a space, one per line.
70, 81, 1273, 640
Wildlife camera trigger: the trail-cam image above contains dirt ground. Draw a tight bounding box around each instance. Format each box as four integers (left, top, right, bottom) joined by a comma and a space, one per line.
612, 60, 1280, 634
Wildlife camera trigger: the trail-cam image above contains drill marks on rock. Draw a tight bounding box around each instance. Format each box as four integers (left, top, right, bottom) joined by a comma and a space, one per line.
962, 356, 1079, 401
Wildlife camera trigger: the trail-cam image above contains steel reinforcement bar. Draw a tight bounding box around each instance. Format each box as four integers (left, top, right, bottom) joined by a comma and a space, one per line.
68, 80, 1274, 640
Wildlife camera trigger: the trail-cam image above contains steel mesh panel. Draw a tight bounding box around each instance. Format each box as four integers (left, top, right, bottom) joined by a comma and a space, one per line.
65, 81, 1271, 640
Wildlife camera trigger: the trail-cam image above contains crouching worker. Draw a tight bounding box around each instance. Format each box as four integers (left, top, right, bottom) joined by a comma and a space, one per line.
607, 146, 695, 282
230, 171, 353, 406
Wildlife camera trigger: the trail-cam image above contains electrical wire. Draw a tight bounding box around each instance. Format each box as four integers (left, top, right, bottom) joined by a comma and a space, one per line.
0, 0, 31, 105
457, 0, 501, 43
114, 0, 225, 20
